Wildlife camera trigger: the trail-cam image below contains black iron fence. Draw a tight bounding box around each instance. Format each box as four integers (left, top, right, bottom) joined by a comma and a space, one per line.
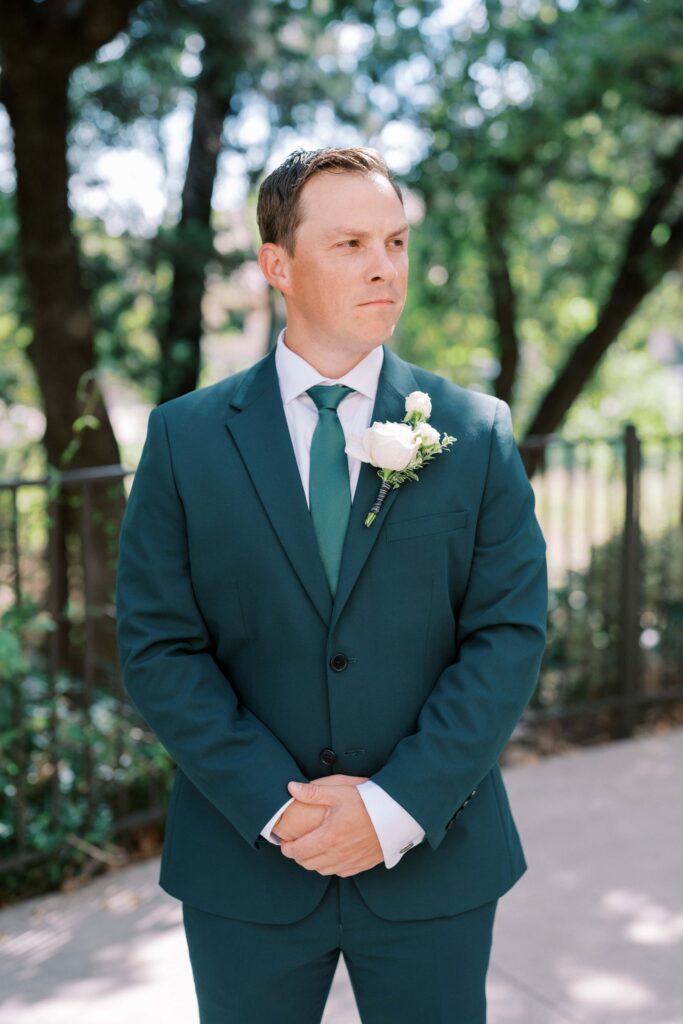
0, 423, 681, 882
521, 426, 682, 737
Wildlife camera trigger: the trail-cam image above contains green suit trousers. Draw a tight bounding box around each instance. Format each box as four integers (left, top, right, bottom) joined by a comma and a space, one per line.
182, 879, 498, 1023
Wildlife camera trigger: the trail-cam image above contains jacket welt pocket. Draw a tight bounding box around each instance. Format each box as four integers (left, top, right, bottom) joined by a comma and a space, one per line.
385, 509, 469, 542
225, 577, 252, 640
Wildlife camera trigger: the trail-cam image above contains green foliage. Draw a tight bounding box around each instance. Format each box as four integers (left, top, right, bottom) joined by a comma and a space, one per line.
2, 0, 681, 443
384, 0, 683, 433
0, 598, 174, 901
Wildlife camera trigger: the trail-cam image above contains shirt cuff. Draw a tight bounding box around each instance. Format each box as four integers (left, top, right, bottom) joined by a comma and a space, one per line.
260, 796, 295, 845
356, 780, 426, 868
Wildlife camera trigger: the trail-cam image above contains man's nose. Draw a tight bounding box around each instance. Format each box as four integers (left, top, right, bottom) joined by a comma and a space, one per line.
366, 244, 400, 280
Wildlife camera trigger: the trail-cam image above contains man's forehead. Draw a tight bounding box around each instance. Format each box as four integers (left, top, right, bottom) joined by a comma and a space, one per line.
298, 173, 406, 231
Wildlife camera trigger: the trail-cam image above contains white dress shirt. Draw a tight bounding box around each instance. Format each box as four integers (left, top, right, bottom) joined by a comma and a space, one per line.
259, 326, 426, 869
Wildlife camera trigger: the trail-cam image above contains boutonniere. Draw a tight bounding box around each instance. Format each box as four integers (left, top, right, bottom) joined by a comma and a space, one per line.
345, 390, 457, 527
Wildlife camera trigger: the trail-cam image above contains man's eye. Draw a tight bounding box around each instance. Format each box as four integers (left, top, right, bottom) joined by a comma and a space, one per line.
340, 239, 405, 247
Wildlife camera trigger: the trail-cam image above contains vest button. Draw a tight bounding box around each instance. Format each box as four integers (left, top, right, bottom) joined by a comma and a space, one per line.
319, 748, 337, 766
330, 653, 348, 672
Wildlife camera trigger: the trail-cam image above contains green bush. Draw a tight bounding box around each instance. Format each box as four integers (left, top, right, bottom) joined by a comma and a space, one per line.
0, 597, 174, 901
536, 522, 682, 710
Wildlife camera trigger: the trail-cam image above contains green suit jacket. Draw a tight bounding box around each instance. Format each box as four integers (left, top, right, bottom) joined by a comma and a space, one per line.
115, 342, 548, 923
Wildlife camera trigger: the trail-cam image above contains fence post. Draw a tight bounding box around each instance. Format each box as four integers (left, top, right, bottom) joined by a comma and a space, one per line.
619, 423, 641, 738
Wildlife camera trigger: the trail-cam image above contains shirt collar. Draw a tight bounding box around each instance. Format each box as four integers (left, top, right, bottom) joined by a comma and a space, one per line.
274, 326, 384, 406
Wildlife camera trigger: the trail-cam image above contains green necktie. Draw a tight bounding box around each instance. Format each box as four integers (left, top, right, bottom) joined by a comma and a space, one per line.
306, 383, 356, 597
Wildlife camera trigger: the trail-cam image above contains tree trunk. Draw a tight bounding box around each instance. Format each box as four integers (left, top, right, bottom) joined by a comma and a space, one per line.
4, 61, 124, 686
484, 195, 519, 407
522, 139, 683, 476
158, 59, 234, 402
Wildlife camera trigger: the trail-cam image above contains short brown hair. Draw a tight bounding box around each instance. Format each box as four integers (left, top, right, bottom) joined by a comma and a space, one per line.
256, 146, 403, 258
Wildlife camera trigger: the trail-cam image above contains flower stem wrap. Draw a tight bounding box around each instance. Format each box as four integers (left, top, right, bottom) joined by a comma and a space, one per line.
365, 479, 392, 527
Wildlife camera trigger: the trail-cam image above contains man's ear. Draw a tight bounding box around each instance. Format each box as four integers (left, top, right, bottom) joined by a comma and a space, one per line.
258, 242, 291, 296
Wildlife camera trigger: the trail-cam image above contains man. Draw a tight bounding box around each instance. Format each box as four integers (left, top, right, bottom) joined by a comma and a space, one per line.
115, 145, 548, 1023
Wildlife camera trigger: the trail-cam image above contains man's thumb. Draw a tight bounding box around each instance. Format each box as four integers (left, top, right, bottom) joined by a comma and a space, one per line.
288, 781, 327, 802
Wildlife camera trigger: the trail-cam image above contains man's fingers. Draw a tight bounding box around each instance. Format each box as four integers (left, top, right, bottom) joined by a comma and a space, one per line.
279, 842, 360, 877
279, 816, 332, 861
280, 837, 331, 866
279, 792, 354, 860
274, 798, 328, 842
287, 775, 369, 800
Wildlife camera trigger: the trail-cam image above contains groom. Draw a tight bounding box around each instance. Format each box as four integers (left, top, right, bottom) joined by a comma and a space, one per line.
115, 145, 547, 1023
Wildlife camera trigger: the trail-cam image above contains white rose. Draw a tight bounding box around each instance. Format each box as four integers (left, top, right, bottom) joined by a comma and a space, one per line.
413, 422, 440, 447
345, 421, 421, 471
405, 391, 432, 419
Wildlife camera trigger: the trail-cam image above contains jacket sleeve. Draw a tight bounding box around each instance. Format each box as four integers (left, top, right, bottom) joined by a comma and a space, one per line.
368, 398, 548, 852
115, 405, 308, 850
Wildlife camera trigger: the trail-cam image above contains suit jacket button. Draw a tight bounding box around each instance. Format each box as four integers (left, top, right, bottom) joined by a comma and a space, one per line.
320, 748, 337, 766
330, 654, 348, 672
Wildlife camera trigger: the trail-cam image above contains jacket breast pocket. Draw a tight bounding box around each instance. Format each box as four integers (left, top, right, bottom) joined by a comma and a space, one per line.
385, 509, 470, 542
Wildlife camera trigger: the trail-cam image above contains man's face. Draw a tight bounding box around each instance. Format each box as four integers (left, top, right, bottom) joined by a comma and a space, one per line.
264, 170, 409, 356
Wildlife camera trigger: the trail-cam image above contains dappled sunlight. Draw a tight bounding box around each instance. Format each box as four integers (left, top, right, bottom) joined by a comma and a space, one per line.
563, 964, 655, 1013
0, 863, 187, 1012
490, 728, 683, 1022
601, 890, 683, 948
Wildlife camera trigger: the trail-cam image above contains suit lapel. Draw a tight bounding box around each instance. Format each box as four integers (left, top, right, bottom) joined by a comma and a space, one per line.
328, 348, 419, 634
224, 349, 333, 628
224, 343, 419, 630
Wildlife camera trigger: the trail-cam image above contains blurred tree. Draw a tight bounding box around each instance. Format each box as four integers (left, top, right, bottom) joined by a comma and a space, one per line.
384, 0, 682, 470
100, 0, 266, 402
55, 0, 390, 406
0, 0, 138, 470
0, 0, 140, 682
2, 1, 681, 445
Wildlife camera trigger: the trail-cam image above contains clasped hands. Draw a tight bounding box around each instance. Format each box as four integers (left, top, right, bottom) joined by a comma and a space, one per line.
272, 774, 384, 877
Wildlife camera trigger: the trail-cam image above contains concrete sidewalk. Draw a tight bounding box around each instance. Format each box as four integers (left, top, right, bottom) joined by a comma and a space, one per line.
1, 726, 681, 1024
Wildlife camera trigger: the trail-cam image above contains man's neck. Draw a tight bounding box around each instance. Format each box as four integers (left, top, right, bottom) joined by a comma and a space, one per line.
283, 329, 379, 379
